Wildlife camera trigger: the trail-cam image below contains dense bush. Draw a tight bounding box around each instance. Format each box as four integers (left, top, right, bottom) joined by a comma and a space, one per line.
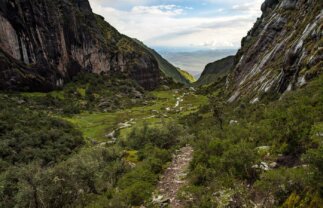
0, 146, 127, 208
303, 146, 323, 194
0, 97, 84, 168
190, 134, 258, 186
256, 168, 307, 198
126, 121, 186, 149
108, 122, 191, 206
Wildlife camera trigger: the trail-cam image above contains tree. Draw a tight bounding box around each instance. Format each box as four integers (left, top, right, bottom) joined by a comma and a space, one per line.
209, 96, 225, 130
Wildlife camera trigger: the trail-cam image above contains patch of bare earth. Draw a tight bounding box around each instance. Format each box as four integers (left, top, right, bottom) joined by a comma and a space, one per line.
153, 145, 193, 208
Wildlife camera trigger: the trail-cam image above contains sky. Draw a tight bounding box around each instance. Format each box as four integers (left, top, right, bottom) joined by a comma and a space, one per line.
88, 0, 263, 51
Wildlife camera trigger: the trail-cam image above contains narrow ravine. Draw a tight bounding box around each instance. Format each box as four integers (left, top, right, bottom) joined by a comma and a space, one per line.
153, 145, 194, 208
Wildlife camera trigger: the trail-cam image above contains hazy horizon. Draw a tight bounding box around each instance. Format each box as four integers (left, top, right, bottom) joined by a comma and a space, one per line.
158, 48, 237, 78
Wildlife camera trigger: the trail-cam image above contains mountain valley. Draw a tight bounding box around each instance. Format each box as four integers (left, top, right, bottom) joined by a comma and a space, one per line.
0, 0, 322, 207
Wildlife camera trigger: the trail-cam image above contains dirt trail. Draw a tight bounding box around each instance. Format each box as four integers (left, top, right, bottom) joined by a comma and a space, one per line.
153, 145, 193, 208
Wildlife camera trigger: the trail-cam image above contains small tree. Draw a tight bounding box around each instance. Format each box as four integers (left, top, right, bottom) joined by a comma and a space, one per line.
209, 96, 224, 130
85, 86, 95, 102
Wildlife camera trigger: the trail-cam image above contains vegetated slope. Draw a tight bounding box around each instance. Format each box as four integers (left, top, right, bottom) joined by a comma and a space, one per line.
133, 39, 191, 85
195, 56, 234, 86
225, 0, 323, 103
182, 73, 323, 208
178, 69, 196, 83
0, 0, 161, 91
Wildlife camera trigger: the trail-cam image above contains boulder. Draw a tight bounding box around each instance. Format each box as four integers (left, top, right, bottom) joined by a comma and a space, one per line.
269, 162, 277, 168
17, 99, 26, 105
152, 195, 170, 207
280, 0, 297, 10
261, 0, 279, 13
133, 90, 143, 99
160, 85, 171, 91
270, 17, 287, 31
98, 101, 112, 108
229, 120, 238, 125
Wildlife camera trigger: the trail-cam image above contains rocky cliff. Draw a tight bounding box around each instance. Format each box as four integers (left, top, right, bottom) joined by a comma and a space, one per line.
226, 0, 322, 103
0, 0, 161, 91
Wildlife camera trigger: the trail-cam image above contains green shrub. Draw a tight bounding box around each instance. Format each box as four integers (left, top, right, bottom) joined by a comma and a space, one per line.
0, 146, 126, 208
127, 122, 185, 149
255, 168, 309, 205
303, 146, 323, 194
119, 181, 154, 206
116, 164, 158, 205
0, 106, 84, 166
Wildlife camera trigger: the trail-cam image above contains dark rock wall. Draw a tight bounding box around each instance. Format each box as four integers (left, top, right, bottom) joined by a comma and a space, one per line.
227, 0, 322, 103
0, 0, 160, 91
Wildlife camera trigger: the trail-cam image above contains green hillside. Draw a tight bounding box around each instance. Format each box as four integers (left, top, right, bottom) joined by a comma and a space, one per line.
195, 56, 235, 86
133, 39, 191, 85
178, 68, 196, 83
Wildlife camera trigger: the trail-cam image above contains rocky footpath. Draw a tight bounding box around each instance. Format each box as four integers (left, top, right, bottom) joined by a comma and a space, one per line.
0, 0, 161, 91
152, 146, 193, 208
225, 0, 323, 102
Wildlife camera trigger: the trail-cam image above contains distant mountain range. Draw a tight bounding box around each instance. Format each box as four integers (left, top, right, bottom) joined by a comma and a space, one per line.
158, 49, 237, 79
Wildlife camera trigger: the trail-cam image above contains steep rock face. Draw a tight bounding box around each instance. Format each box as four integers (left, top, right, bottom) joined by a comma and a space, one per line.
195, 56, 235, 86
0, 0, 160, 91
227, 0, 322, 103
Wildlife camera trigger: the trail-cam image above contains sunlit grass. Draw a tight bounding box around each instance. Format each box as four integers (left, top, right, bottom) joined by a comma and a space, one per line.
125, 150, 139, 163
21, 90, 65, 99
61, 90, 207, 142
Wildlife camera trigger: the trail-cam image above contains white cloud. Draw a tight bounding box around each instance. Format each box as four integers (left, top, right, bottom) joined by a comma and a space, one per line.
90, 0, 150, 7
231, 0, 263, 15
89, 0, 263, 49
131, 5, 183, 16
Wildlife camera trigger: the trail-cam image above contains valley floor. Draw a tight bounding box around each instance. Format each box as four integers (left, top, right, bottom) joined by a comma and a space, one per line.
0, 83, 208, 207
62, 89, 207, 143
64, 89, 205, 207
1, 74, 323, 208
